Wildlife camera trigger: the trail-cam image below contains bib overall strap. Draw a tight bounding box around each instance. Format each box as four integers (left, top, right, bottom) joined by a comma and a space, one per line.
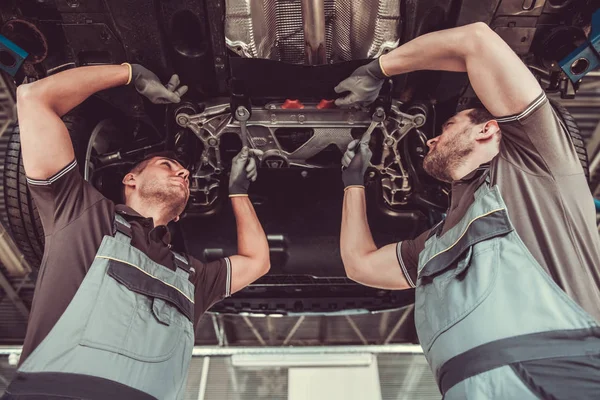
173, 251, 194, 278
437, 327, 600, 395
113, 214, 132, 244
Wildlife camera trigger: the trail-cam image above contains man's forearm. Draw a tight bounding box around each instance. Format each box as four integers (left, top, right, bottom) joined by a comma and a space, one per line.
18, 65, 129, 117
379, 24, 476, 76
379, 22, 540, 116
340, 188, 377, 270
231, 197, 269, 263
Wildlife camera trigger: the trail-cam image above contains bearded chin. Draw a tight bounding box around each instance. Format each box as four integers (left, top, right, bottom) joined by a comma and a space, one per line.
423, 151, 454, 183
423, 144, 473, 183
141, 185, 188, 220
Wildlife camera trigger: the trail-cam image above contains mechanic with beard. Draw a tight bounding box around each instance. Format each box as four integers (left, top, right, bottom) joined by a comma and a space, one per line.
337, 22, 600, 399
2, 64, 269, 400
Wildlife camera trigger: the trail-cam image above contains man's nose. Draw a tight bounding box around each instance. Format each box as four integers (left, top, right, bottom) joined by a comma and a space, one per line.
427, 137, 438, 149
177, 168, 190, 182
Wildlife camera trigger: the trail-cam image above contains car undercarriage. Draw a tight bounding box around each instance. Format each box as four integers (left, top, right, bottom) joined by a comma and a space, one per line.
0, 0, 595, 314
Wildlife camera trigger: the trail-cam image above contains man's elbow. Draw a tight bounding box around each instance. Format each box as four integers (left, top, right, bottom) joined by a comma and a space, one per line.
254, 255, 270, 278
462, 22, 496, 55
16, 81, 49, 107
341, 253, 367, 283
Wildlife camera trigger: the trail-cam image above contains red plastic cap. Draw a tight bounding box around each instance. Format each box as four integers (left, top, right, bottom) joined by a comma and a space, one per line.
281, 99, 304, 109
317, 99, 336, 109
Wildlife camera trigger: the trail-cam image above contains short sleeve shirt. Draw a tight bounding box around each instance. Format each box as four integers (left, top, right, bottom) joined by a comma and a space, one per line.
20, 161, 231, 363
397, 93, 600, 322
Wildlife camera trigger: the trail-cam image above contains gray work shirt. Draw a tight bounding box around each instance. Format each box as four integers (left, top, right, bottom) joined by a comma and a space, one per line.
398, 93, 600, 322
21, 162, 232, 364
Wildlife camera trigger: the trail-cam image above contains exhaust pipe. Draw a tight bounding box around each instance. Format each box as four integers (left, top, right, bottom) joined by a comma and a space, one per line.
301, 0, 327, 65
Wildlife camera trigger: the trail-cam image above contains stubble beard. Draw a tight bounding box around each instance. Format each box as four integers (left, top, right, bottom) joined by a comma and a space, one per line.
423, 130, 473, 183
139, 180, 188, 220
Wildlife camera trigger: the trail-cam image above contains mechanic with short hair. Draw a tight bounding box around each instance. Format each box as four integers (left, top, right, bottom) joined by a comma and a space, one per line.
2, 65, 269, 399
337, 22, 600, 399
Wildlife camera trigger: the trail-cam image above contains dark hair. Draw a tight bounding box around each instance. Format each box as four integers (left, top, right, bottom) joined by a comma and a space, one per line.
129, 157, 153, 175
467, 107, 495, 125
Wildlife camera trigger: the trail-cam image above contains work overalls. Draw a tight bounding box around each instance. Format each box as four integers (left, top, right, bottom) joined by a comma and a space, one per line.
4, 215, 195, 400
416, 173, 600, 399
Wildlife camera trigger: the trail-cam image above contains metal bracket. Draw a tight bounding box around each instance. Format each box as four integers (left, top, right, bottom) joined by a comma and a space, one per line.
560, 9, 600, 82
0, 34, 28, 76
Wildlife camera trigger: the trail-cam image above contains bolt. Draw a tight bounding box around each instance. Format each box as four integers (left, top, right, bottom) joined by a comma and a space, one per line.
368, 172, 376, 178
236, 107, 249, 119
177, 115, 188, 126
301, 171, 308, 178
298, 114, 306, 124
384, 138, 394, 147
208, 138, 218, 146
268, 104, 277, 110
270, 114, 277, 124
414, 116, 425, 126
416, 147, 424, 154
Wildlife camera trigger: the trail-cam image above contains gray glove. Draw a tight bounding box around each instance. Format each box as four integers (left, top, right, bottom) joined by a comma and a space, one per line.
229, 147, 264, 195
334, 59, 386, 108
130, 64, 188, 104
342, 138, 372, 188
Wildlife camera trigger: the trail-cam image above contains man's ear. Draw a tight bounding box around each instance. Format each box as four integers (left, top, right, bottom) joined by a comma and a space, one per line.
477, 120, 500, 141
173, 216, 180, 223
122, 172, 136, 188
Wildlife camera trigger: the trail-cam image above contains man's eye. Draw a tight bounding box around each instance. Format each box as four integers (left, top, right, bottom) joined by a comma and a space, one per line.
162, 162, 172, 168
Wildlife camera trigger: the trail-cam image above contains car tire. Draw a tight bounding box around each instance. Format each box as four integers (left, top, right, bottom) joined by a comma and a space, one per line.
3, 111, 92, 270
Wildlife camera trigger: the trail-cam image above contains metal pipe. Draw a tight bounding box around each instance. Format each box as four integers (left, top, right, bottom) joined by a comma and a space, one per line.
0, 222, 32, 277
196, 357, 210, 400
242, 316, 267, 346
0, 344, 424, 357
345, 315, 369, 345
301, 0, 327, 65
0, 269, 29, 319
283, 315, 305, 345
384, 304, 415, 345
190, 344, 424, 356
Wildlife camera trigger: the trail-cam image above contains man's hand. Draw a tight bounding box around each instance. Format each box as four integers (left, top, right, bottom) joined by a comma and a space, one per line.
229, 147, 264, 196
342, 138, 372, 188
130, 64, 188, 104
334, 59, 387, 108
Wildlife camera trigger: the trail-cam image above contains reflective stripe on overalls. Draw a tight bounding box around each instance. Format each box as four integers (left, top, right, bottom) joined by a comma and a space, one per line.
7, 214, 196, 400
415, 174, 600, 399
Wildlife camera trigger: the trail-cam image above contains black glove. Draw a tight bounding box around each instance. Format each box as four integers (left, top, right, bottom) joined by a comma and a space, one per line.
334, 58, 387, 108
229, 147, 264, 196
342, 138, 372, 188
129, 64, 188, 104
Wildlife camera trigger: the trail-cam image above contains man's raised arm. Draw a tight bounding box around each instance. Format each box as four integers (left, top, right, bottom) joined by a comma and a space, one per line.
17, 64, 187, 181
339, 140, 412, 290
336, 22, 542, 117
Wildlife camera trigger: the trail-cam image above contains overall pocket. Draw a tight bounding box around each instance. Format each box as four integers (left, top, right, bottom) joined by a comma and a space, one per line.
80, 259, 194, 362
415, 209, 513, 352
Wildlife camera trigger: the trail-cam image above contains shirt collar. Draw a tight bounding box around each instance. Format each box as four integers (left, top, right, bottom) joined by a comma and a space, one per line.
115, 204, 172, 245
115, 204, 145, 219
454, 162, 491, 185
